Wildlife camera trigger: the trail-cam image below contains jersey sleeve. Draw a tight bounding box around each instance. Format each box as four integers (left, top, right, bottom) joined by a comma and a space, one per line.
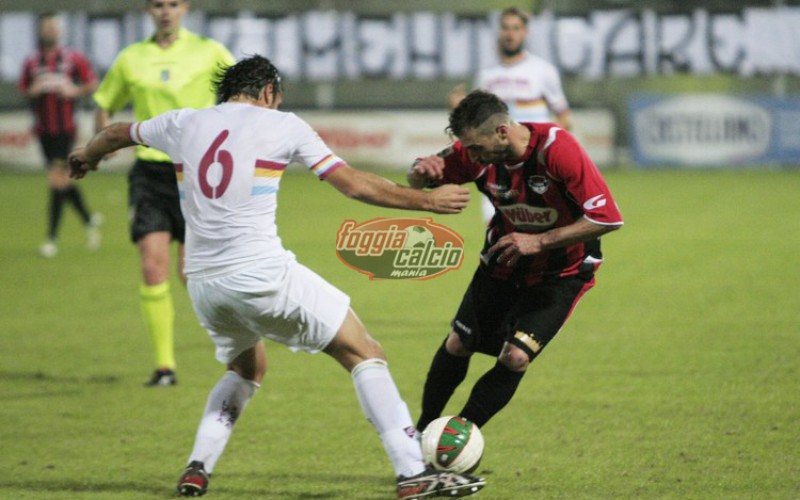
130, 109, 191, 160
18, 58, 33, 93
543, 127, 623, 226
93, 52, 130, 113
437, 142, 482, 185
287, 114, 346, 180
72, 51, 97, 86
541, 64, 569, 115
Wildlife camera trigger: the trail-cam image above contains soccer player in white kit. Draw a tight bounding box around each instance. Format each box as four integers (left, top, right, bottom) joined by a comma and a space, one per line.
68, 55, 485, 499
450, 7, 572, 223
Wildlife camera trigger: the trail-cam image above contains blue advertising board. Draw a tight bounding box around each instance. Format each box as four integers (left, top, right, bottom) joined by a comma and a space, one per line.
629, 94, 800, 167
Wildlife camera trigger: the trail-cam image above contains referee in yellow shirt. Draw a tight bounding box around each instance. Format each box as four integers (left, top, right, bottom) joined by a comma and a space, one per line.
93, 0, 235, 387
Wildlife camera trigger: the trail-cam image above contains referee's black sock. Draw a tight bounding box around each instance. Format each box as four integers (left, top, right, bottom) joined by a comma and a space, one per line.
460, 361, 525, 428
47, 187, 67, 240
417, 339, 470, 431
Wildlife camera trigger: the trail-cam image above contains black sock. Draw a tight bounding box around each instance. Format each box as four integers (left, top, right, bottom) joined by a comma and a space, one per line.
64, 185, 92, 224
417, 339, 471, 431
47, 188, 67, 240
460, 361, 525, 428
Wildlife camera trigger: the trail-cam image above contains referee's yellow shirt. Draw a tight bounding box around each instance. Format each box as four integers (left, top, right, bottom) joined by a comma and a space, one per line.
94, 28, 235, 162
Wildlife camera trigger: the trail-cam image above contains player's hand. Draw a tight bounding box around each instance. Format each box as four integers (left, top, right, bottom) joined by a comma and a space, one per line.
67, 147, 98, 179
426, 184, 470, 214
411, 155, 446, 183
27, 78, 45, 97
59, 82, 81, 99
487, 232, 545, 266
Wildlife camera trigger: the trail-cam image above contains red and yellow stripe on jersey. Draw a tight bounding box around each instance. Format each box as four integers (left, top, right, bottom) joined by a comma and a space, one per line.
310, 154, 344, 180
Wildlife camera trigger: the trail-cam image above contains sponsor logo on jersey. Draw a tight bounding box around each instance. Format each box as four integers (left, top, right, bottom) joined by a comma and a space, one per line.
336, 218, 464, 280
583, 194, 607, 210
499, 204, 558, 231
527, 175, 550, 194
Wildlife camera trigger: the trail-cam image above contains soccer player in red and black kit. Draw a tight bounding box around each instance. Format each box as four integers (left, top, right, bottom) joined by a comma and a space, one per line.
409, 90, 623, 432
19, 12, 100, 258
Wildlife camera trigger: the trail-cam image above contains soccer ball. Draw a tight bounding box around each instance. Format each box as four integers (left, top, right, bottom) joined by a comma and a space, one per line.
404, 225, 435, 249
420, 416, 484, 473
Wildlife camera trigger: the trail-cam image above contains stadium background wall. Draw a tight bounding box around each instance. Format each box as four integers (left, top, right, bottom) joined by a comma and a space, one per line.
1, 0, 798, 167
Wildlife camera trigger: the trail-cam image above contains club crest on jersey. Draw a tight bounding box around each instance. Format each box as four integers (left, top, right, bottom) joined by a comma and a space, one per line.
527, 175, 550, 194
160, 69, 170, 82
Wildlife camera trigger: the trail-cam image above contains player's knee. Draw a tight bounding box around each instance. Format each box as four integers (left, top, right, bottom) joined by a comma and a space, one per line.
444, 331, 471, 357
499, 345, 530, 372
228, 343, 267, 382
325, 310, 386, 371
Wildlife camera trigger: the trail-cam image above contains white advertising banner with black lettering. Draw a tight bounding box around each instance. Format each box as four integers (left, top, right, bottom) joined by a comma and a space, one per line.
629, 94, 800, 167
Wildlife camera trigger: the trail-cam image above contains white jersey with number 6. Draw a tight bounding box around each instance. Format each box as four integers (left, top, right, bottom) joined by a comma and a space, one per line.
130, 102, 345, 276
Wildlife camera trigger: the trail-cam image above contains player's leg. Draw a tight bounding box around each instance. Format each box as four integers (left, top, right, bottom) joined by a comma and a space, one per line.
130, 162, 182, 386
138, 231, 177, 385
178, 266, 271, 496
41, 160, 68, 257
324, 310, 428, 479
56, 133, 93, 227
416, 331, 472, 432
39, 136, 68, 257
416, 266, 510, 432
459, 275, 596, 427
325, 311, 485, 498
178, 341, 266, 497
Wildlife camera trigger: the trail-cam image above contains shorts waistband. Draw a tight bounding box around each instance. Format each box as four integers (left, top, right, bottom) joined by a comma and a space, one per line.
186, 261, 255, 281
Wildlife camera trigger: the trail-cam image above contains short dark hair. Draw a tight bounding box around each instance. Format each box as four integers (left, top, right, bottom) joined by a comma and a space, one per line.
501, 7, 529, 26
213, 55, 282, 103
37, 12, 59, 24
447, 90, 509, 138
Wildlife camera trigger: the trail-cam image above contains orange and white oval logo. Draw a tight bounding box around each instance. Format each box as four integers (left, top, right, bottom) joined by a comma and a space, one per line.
336, 217, 465, 280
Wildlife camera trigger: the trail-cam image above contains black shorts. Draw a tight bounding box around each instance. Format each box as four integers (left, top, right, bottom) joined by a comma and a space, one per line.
38, 133, 74, 164
451, 265, 595, 360
128, 160, 185, 243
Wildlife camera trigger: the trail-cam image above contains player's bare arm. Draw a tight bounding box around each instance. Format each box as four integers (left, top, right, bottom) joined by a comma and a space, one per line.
325, 164, 469, 214
407, 155, 446, 189
448, 83, 468, 111
488, 216, 621, 266
60, 79, 97, 99
555, 109, 573, 131
68, 122, 135, 179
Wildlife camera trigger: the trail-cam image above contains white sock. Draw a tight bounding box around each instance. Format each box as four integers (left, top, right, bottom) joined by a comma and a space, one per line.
351, 359, 426, 478
187, 370, 259, 473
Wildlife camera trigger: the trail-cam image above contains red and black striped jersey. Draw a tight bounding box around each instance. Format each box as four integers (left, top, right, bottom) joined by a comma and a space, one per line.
435, 122, 623, 285
19, 47, 96, 136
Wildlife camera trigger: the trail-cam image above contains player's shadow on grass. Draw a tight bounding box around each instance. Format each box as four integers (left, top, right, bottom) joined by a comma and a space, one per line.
214, 470, 389, 499
0, 370, 120, 385
1, 371, 120, 401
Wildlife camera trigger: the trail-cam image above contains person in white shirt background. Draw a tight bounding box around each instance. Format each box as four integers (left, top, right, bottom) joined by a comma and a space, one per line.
449, 6, 572, 223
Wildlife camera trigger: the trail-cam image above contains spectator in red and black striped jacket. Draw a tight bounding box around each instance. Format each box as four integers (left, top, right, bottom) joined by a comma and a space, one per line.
19, 12, 101, 258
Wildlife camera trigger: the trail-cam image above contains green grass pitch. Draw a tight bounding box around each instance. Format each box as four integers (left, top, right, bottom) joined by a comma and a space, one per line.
0, 167, 798, 499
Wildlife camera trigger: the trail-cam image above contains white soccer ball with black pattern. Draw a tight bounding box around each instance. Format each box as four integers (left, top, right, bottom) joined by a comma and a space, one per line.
404, 225, 435, 249
420, 416, 484, 473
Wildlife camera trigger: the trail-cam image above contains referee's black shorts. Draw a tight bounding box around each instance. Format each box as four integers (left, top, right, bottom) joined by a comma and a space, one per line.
128, 160, 185, 244
451, 264, 596, 360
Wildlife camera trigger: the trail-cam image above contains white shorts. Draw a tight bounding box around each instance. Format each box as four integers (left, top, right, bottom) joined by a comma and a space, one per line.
187, 258, 351, 364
